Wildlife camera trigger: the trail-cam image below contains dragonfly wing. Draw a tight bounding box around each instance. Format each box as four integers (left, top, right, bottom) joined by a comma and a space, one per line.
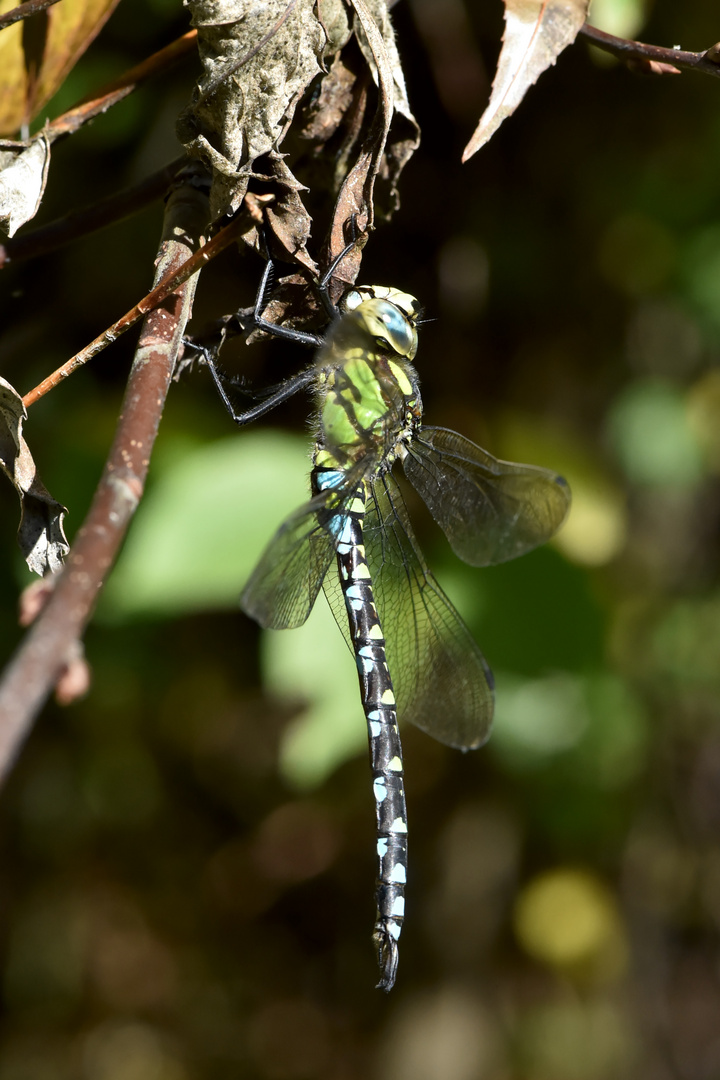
241, 489, 338, 629
403, 426, 571, 567
361, 474, 494, 750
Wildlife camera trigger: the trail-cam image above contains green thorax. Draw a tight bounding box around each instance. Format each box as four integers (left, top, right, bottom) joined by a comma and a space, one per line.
314, 286, 423, 472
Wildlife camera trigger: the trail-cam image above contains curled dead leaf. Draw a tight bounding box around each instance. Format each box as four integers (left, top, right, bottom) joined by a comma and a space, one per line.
0, 135, 50, 237
180, 0, 418, 289
0, 376, 69, 575
350, 0, 419, 218
323, 0, 419, 290
178, 0, 345, 222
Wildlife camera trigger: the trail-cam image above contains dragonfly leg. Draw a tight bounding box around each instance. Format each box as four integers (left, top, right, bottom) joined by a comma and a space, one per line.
251, 242, 326, 348
205, 355, 317, 426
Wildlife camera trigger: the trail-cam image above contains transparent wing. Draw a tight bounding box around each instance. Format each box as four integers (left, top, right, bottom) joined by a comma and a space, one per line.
241, 488, 339, 629
402, 426, 571, 567
323, 473, 494, 750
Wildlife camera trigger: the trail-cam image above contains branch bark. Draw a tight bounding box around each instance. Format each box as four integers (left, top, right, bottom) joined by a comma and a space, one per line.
0, 0, 61, 31
579, 22, 720, 79
0, 168, 210, 785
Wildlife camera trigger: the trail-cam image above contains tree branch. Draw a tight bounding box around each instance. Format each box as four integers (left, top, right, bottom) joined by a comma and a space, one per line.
579, 22, 720, 79
0, 168, 210, 785
0, 0, 61, 31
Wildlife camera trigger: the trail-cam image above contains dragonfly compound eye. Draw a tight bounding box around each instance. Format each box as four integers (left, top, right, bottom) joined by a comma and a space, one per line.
378, 302, 418, 359
357, 300, 418, 359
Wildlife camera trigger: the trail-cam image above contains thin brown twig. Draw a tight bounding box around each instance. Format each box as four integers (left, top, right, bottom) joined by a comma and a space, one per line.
579, 22, 720, 79
0, 171, 210, 783
0, 157, 188, 268
0, 0, 61, 31
21, 208, 248, 408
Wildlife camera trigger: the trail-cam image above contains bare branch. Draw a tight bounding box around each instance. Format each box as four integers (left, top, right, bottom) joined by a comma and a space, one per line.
0, 169, 210, 785
0, 0, 61, 32
579, 22, 720, 79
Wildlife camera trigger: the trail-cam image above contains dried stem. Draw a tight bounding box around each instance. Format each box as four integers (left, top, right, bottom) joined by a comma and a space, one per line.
22, 207, 247, 408
0, 171, 210, 784
579, 22, 720, 79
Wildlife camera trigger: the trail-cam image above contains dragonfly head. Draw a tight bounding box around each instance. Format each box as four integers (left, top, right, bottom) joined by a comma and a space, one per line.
340, 286, 420, 361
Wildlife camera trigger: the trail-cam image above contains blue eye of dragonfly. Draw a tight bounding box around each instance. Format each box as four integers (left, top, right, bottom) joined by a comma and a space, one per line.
376, 301, 415, 355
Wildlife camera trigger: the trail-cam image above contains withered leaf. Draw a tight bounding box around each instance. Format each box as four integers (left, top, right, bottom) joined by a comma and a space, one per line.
0, 377, 69, 576
178, 0, 350, 222
0, 134, 50, 237
264, 155, 317, 276
299, 51, 357, 146
350, 0, 419, 218
0, 0, 122, 137
324, 0, 419, 287
462, 0, 589, 161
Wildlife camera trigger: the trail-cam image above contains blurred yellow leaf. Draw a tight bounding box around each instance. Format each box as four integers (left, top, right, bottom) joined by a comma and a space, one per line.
0, 0, 121, 136
514, 868, 628, 981
462, 0, 589, 160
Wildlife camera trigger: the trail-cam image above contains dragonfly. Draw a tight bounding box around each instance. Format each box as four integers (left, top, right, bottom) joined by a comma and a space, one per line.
203, 268, 571, 991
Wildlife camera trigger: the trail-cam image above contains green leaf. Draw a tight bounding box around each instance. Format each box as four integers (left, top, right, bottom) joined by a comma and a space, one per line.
606, 380, 705, 487
101, 431, 310, 619
266, 599, 367, 790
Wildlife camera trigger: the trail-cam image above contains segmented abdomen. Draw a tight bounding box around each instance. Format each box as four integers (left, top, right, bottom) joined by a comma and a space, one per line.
313, 466, 408, 992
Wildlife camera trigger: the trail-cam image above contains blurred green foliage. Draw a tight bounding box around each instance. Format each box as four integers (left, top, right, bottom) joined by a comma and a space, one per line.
2, 1, 720, 1078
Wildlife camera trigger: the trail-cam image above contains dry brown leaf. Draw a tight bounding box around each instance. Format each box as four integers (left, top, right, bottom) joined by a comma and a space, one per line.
264, 155, 317, 276
0, 0, 121, 136
179, 0, 418, 294
322, 0, 419, 288
299, 51, 357, 147
0, 376, 68, 575
462, 0, 589, 162
351, 0, 419, 218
